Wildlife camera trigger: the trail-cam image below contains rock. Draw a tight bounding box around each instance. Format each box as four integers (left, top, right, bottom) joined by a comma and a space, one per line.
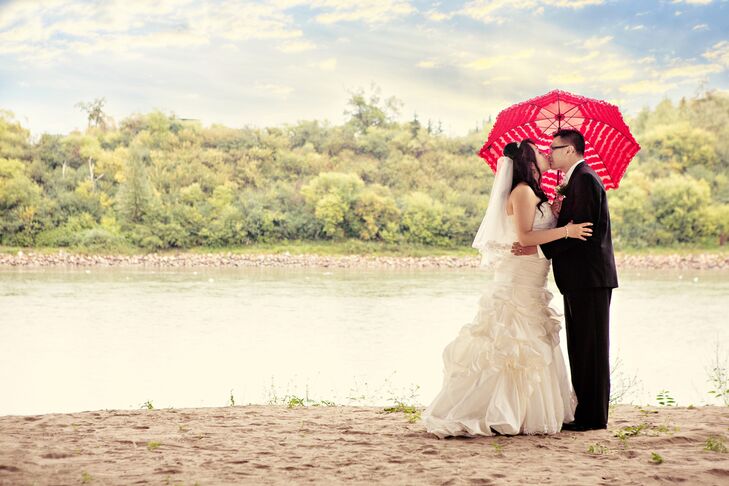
0, 251, 727, 270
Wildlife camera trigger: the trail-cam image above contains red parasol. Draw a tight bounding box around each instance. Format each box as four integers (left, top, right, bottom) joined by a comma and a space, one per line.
478, 89, 640, 199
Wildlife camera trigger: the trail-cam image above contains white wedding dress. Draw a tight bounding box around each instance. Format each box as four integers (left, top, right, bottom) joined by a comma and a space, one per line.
422, 203, 577, 437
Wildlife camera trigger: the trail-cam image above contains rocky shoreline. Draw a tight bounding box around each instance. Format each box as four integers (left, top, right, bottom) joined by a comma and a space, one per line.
1, 250, 728, 270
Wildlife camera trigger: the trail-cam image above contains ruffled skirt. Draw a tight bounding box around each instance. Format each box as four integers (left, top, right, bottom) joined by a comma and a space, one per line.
422, 254, 577, 437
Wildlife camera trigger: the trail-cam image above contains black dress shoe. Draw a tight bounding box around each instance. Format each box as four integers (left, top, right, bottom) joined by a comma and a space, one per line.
561, 422, 607, 432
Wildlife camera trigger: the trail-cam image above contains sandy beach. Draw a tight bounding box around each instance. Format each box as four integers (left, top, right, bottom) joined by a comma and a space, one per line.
1, 250, 729, 270
1, 404, 727, 485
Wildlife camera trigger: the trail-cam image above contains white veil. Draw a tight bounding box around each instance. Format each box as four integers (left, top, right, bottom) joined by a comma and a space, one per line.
472, 156, 517, 268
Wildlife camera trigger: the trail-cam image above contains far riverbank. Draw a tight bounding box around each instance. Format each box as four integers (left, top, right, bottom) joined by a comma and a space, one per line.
1, 248, 728, 270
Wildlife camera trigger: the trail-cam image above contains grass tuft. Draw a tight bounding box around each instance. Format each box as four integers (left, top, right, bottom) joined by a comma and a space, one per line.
704, 435, 728, 453
587, 443, 611, 455
147, 441, 161, 451
383, 401, 422, 423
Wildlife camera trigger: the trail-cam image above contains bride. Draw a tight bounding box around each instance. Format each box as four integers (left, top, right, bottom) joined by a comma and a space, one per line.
422, 139, 591, 437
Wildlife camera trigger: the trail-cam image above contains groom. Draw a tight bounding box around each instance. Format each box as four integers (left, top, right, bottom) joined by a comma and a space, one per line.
513, 129, 617, 431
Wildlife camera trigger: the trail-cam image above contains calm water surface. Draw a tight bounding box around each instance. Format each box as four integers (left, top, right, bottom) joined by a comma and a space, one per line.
1, 266, 727, 415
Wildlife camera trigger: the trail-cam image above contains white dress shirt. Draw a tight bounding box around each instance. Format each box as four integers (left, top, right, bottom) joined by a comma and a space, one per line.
561, 159, 584, 187
537, 159, 585, 259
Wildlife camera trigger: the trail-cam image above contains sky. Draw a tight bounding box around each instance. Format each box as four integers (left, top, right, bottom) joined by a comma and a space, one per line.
1, 0, 728, 137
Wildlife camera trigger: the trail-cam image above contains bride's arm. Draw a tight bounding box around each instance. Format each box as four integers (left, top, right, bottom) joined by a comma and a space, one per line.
511, 185, 592, 246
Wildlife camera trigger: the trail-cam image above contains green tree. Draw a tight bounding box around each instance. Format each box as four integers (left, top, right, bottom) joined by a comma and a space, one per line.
639, 122, 718, 176
651, 174, 712, 243
116, 147, 155, 224
0, 110, 31, 160
400, 192, 447, 245
0, 158, 43, 244
608, 172, 657, 248
301, 172, 364, 238
352, 186, 401, 241
706, 204, 729, 246
344, 84, 402, 134
76, 97, 111, 131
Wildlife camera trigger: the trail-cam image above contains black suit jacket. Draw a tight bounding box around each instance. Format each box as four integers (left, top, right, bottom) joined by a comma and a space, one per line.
540, 162, 618, 294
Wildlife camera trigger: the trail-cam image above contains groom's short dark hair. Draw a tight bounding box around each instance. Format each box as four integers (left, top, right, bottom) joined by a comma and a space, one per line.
553, 129, 585, 155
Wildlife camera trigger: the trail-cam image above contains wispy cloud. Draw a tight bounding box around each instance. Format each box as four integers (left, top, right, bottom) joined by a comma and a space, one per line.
424, 9, 452, 22
619, 79, 677, 94
278, 40, 317, 53
254, 82, 294, 98
465, 49, 535, 71
295, 0, 416, 25
582, 36, 614, 49
0, 0, 308, 64
672, 0, 713, 5
661, 62, 723, 80
0, 0, 727, 136
459, 0, 605, 25
704, 40, 729, 67
548, 73, 587, 85
311, 58, 337, 71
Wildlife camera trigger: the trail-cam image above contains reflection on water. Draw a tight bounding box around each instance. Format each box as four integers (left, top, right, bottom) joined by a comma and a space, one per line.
1, 266, 727, 415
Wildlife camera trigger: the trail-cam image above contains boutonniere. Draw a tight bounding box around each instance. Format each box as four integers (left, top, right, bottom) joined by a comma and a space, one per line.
555, 184, 568, 197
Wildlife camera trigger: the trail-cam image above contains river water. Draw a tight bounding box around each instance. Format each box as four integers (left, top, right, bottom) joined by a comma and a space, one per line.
1, 266, 727, 415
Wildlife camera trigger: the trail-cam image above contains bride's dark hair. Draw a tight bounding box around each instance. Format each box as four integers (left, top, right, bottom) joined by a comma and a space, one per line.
503, 139, 548, 214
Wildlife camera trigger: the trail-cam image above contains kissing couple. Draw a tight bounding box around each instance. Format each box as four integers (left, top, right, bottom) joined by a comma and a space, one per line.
422, 128, 618, 436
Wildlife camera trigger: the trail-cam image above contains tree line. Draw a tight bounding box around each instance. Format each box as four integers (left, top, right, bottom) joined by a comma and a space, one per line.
1, 89, 728, 251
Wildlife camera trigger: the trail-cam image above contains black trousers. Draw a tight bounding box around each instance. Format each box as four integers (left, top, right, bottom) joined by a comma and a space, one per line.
563, 288, 612, 427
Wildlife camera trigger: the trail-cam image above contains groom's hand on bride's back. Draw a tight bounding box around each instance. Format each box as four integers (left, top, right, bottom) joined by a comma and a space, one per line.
511, 242, 537, 256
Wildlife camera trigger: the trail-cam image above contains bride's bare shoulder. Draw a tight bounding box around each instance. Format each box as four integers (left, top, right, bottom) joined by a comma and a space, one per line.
510, 183, 538, 199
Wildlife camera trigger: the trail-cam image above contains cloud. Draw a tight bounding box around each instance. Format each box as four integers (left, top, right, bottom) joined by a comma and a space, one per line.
425, 9, 452, 21
196, 3, 303, 41
482, 75, 512, 85
548, 73, 587, 85
672, 0, 713, 4
2, 0, 728, 139
541, 0, 604, 5
692, 23, 709, 31
460, 0, 604, 24
660, 63, 723, 80
304, 0, 416, 25
703, 40, 729, 67
254, 83, 294, 98
0, 0, 308, 64
567, 51, 601, 63
594, 58, 636, 81
582, 36, 613, 49
610, 44, 727, 98
311, 58, 337, 71
465, 49, 535, 71
452, 12, 642, 96
619, 80, 677, 94
459, 0, 526, 24
624, 24, 646, 31
278, 40, 317, 53
0, 0, 420, 67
